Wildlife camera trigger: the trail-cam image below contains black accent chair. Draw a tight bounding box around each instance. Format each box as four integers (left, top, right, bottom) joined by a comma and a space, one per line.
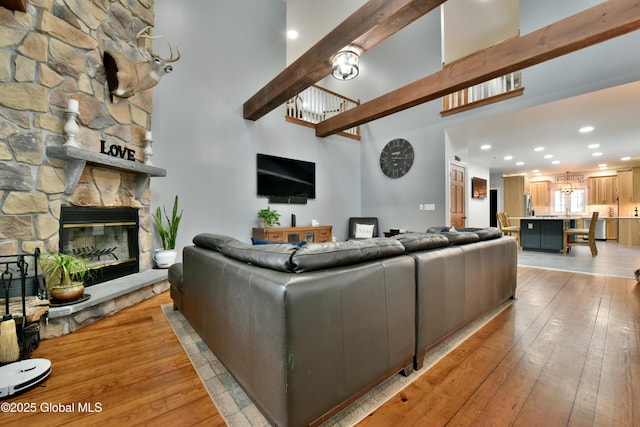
347, 217, 380, 240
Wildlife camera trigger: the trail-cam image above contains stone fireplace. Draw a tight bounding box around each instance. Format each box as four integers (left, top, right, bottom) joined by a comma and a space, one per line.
0, 1, 173, 337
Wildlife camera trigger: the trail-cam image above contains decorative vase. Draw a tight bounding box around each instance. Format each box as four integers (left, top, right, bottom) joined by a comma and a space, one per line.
50, 283, 85, 301
154, 249, 177, 268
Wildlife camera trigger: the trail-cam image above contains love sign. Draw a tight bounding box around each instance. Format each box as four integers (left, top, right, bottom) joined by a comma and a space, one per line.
100, 140, 136, 161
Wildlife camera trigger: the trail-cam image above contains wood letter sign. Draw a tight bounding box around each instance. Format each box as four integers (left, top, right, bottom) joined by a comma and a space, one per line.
100, 140, 136, 162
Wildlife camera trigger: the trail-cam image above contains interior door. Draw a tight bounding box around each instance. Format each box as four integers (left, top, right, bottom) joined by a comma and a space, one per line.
450, 163, 466, 228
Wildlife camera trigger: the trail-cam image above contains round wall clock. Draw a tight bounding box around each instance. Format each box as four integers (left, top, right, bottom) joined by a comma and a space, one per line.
379, 138, 414, 178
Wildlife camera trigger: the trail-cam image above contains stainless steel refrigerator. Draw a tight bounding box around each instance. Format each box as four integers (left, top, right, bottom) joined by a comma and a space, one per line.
524, 193, 532, 217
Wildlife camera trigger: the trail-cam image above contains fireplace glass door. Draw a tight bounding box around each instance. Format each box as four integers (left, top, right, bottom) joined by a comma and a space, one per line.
60, 207, 139, 286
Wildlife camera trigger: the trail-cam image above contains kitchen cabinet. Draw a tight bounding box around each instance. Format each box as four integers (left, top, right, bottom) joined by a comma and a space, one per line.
530, 181, 550, 209
618, 170, 633, 204
606, 218, 618, 240
503, 175, 530, 217
588, 176, 617, 205
619, 218, 640, 246
520, 218, 565, 252
633, 167, 640, 202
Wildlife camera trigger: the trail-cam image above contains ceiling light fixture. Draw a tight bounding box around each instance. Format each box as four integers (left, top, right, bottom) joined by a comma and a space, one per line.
504, 155, 513, 160
622, 156, 631, 161
534, 146, 544, 152
332, 50, 359, 81
588, 143, 600, 149
481, 144, 491, 150
579, 126, 594, 133
287, 29, 299, 39
560, 171, 574, 195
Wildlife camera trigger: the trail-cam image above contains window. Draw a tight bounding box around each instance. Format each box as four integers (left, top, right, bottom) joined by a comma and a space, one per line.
554, 189, 585, 214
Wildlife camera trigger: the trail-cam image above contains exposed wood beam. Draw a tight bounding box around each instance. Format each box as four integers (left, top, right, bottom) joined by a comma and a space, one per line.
242, 0, 447, 121
316, 0, 640, 137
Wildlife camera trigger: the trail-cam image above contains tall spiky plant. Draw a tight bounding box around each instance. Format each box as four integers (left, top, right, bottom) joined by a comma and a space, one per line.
153, 195, 183, 250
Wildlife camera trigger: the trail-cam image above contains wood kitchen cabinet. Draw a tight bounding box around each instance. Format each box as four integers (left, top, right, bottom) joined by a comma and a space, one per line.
618, 170, 633, 204
588, 176, 617, 205
606, 218, 618, 240
504, 175, 530, 217
633, 167, 640, 202
530, 181, 550, 209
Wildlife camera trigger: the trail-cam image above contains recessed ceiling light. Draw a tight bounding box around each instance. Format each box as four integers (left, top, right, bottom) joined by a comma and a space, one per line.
621, 156, 631, 161
579, 126, 594, 133
598, 164, 607, 168
480, 144, 491, 150
287, 29, 299, 39
516, 161, 524, 166
544, 154, 554, 159
532, 169, 540, 173
552, 160, 560, 164
592, 152, 603, 157
504, 155, 513, 160
588, 143, 600, 149
534, 147, 544, 152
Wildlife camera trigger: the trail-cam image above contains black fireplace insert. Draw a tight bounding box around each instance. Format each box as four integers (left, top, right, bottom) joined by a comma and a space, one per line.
59, 207, 139, 286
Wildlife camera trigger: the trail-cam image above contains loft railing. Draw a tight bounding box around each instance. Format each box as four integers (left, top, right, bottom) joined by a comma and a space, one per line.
286, 85, 360, 140
441, 71, 524, 116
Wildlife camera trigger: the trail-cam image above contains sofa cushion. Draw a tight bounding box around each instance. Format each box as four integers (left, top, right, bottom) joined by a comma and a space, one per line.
393, 233, 450, 253
441, 231, 480, 245
220, 240, 299, 272
460, 227, 503, 241
193, 233, 239, 252
251, 237, 307, 247
290, 238, 405, 273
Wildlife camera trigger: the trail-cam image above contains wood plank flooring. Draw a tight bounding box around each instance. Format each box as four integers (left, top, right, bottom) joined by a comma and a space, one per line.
3, 266, 639, 426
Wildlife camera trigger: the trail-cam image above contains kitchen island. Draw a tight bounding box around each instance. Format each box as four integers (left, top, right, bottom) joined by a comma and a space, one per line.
511, 216, 583, 253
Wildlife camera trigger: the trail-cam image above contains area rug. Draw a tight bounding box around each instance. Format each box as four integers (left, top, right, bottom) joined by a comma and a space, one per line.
162, 300, 513, 426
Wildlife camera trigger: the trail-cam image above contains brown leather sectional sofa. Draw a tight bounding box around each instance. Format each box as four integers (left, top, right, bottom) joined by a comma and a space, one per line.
169, 228, 517, 426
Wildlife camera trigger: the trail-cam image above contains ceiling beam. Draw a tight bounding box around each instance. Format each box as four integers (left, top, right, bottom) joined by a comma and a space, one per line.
316, 0, 640, 137
242, 0, 447, 121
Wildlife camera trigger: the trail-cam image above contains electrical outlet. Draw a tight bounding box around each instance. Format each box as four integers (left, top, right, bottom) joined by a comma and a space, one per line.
424, 204, 435, 211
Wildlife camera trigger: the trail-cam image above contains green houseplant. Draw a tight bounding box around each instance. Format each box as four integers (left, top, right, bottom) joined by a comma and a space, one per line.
257, 206, 281, 227
152, 195, 183, 267
40, 252, 90, 301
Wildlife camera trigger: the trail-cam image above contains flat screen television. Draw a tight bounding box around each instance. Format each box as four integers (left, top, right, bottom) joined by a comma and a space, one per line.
257, 153, 315, 202
472, 176, 487, 199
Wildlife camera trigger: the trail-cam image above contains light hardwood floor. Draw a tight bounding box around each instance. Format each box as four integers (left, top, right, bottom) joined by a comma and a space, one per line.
5, 256, 640, 426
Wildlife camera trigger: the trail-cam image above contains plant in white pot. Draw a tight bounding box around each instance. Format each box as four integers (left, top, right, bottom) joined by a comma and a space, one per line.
40, 252, 90, 301
257, 206, 280, 228
152, 195, 183, 268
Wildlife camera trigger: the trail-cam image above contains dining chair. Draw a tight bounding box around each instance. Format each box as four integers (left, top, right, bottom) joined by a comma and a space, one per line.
497, 212, 520, 249
563, 211, 599, 256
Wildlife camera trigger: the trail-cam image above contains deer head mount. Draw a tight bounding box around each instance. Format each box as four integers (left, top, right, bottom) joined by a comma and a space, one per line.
104, 26, 180, 99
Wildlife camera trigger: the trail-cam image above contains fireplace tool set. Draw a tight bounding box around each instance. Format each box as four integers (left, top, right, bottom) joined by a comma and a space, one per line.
0, 249, 51, 398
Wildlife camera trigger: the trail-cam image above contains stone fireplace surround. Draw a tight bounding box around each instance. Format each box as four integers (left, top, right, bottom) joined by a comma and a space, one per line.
0, 0, 172, 335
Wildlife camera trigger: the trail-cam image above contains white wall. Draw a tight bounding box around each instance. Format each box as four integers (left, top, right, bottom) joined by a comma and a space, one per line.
152, 0, 362, 254
151, 0, 640, 249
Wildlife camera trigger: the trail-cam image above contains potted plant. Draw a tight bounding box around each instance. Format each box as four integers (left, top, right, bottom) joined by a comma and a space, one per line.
152, 195, 183, 268
257, 206, 281, 228
40, 252, 90, 301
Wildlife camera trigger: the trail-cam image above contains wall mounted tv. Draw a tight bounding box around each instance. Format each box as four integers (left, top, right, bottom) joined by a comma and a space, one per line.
257, 153, 315, 204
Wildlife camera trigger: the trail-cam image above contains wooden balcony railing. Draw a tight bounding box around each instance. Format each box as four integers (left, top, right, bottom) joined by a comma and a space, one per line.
441, 71, 524, 116
286, 85, 360, 140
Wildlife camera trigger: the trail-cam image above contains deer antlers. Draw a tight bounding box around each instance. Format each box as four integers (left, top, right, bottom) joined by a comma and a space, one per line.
135, 26, 180, 63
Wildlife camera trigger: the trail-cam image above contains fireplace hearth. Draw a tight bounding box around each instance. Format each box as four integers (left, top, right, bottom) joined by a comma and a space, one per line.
59, 207, 139, 286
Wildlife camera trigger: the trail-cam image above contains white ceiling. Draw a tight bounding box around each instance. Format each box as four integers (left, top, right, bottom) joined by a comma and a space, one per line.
454, 80, 640, 177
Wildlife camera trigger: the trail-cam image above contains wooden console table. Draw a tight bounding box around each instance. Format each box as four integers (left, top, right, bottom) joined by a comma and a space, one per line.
252, 225, 332, 243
